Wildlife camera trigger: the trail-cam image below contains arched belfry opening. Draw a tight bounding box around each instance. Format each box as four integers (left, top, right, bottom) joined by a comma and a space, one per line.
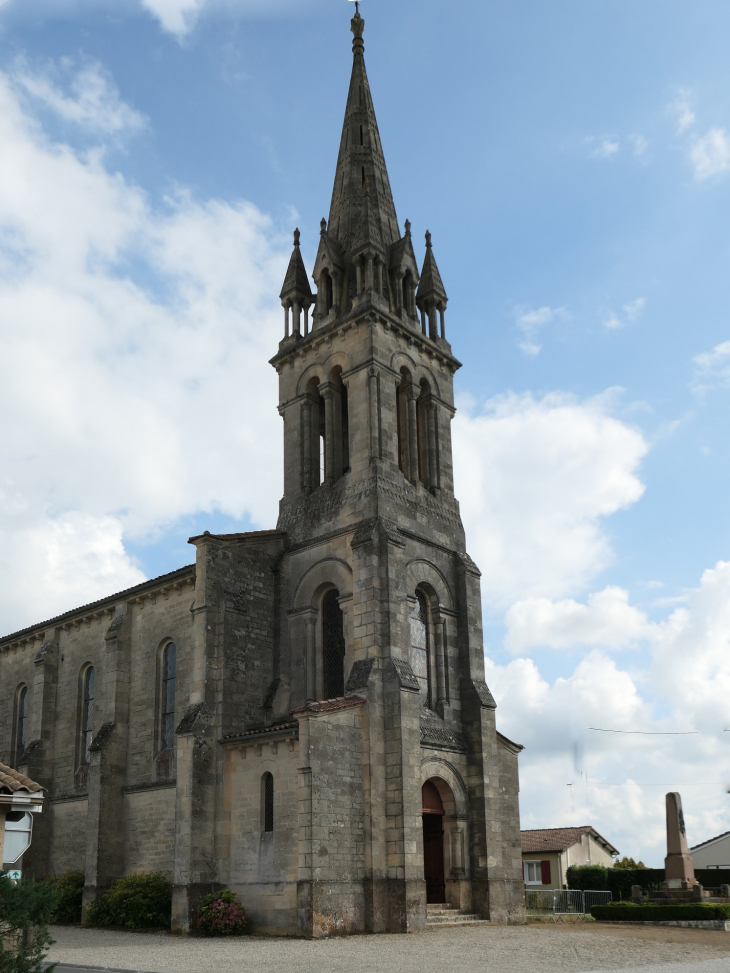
322, 589, 346, 699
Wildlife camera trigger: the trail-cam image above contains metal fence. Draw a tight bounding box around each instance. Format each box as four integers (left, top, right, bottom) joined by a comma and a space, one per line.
525, 889, 612, 920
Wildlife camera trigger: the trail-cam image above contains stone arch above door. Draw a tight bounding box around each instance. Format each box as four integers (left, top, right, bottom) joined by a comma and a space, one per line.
421, 757, 469, 820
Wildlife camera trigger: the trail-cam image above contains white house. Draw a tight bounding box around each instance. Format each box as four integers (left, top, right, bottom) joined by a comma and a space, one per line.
690, 831, 730, 870
521, 826, 618, 889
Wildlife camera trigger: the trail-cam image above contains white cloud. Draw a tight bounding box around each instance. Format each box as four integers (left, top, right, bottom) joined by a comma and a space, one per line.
452, 390, 648, 607
139, 0, 204, 36
603, 296, 645, 330
12, 56, 146, 135
671, 89, 696, 135
137, 0, 299, 37
631, 135, 648, 157
512, 305, 563, 356
0, 60, 290, 632
505, 586, 656, 653
488, 559, 730, 863
691, 128, 730, 181
693, 339, 730, 392
589, 138, 620, 159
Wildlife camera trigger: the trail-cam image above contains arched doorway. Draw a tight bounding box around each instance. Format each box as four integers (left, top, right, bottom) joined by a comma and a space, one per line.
422, 780, 446, 904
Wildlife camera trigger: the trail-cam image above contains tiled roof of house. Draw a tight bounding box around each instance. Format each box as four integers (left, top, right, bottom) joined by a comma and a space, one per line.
221, 722, 298, 743
690, 830, 730, 852
521, 826, 618, 856
0, 762, 43, 795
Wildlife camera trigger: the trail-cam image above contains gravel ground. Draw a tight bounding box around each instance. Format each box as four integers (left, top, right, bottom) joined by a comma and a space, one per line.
45, 923, 730, 973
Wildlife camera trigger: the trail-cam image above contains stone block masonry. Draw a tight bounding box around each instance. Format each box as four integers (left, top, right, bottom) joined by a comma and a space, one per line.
0, 8, 525, 935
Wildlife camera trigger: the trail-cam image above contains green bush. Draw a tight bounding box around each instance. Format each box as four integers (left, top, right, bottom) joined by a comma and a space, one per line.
591, 901, 730, 922
566, 865, 609, 891
0, 872, 58, 973
40, 870, 84, 924
192, 889, 249, 936
85, 872, 172, 930
567, 865, 665, 898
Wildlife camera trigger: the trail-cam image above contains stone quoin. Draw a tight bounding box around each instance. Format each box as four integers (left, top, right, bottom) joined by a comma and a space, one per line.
0, 9, 526, 935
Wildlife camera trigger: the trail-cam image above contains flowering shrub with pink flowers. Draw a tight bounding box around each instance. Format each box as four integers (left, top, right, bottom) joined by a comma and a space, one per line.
192, 888, 249, 937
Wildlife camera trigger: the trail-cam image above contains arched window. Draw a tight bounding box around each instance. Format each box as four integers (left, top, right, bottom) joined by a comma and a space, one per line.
321, 270, 333, 313
409, 592, 432, 708
262, 772, 274, 833
396, 369, 411, 477
322, 589, 345, 699
15, 686, 27, 767
161, 642, 176, 751
80, 666, 95, 766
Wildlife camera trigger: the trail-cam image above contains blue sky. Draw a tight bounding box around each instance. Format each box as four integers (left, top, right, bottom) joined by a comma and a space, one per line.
1, 0, 730, 865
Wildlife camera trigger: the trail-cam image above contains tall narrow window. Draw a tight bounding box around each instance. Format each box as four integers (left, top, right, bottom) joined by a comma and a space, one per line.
409, 592, 431, 708
262, 772, 274, 833
81, 666, 95, 765
15, 686, 27, 767
322, 589, 345, 699
161, 642, 176, 751
396, 380, 405, 474
341, 384, 350, 473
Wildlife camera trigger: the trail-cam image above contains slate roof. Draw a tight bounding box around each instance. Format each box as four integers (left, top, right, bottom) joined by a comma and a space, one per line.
690, 829, 730, 852
521, 826, 618, 856
0, 564, 195, 648
0, 762, 43, 795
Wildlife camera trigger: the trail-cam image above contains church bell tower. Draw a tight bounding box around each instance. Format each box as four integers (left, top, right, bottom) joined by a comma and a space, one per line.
267, 7, 525, 933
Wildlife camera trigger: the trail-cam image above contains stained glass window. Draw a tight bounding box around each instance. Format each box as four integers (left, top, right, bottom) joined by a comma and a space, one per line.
161, 642, 176, 751
16, 686, 27, 766
263, 773, 274, 833
81, 667, 95, 765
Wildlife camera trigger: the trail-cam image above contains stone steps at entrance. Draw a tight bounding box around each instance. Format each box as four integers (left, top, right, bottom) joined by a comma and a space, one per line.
426, 905, 489, 927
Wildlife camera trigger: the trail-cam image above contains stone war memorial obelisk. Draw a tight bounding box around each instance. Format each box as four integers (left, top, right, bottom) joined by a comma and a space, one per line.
633, 792, 730, 904
664, 792, 697, 890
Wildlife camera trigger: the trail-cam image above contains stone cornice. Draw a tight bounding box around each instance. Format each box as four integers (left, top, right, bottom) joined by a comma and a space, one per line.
270, 300, 461, 375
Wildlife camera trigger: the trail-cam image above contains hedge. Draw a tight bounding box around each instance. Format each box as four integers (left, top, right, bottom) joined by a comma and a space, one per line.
567, 865, 730, 899
85, 873, 172, 929
40, 870, 84, 925
566, 865, 664, 897
591, 902, 730, 922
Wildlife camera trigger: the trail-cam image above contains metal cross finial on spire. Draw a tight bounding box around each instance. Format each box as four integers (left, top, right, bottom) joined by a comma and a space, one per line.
351, 0, 364, 53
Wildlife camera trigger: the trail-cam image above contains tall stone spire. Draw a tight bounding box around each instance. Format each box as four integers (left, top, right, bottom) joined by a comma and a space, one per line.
327, 6, 400, 262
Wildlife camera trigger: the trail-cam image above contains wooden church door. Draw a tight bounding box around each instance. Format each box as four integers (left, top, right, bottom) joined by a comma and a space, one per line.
422, 780, 446, 904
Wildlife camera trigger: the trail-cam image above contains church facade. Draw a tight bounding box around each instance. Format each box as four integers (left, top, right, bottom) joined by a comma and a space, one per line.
0, 11, 526, 935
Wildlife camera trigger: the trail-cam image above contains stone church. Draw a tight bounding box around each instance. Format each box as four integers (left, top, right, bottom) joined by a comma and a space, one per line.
0, 10, 525, 934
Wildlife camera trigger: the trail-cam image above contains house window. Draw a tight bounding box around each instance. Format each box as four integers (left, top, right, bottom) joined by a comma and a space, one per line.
262, 772, 274, 833
524, 860, 551, 885
322, 589, 345, 699
409, 591, 432, 708
161, 642, 176, 751
15, 685, 28, 767
81, 666, 95, 765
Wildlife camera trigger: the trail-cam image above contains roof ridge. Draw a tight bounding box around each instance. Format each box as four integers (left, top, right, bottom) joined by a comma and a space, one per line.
0, 563, 195, 647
